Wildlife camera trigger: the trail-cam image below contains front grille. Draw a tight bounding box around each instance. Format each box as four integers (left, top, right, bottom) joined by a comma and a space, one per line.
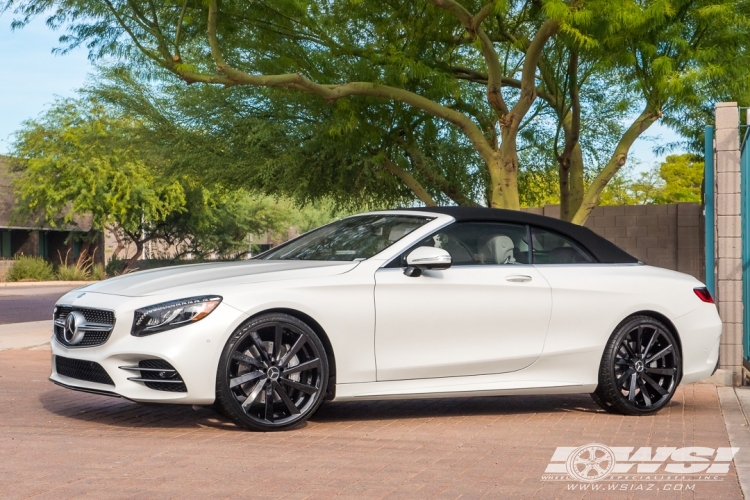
55, 356, 115, 386
54, 306, 115, 348
118, 359, 187, 392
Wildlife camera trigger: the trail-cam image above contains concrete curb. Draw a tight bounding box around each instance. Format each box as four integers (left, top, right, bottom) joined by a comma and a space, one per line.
0, 281, 100, 287
718, 387, 750, 499
696, 368, 736, 386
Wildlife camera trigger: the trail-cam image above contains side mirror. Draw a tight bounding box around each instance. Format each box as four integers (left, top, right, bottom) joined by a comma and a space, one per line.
404, 247, 452, 277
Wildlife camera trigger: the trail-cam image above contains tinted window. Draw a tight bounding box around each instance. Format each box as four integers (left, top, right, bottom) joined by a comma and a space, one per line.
395, 222, 530, 267
531, 227, 594, 264
260, 215, 432, 261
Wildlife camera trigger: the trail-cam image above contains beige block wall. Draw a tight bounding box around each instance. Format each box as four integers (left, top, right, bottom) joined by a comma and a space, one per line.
525, 203, 705, 281
714, 102, 743, 384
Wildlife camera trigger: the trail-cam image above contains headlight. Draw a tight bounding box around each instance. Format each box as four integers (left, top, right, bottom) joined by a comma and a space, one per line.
131, 296, 222, 337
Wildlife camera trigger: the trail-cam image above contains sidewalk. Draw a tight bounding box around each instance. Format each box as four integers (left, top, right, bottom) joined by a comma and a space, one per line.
0, 320, 51, 351
720, 387, 750, 499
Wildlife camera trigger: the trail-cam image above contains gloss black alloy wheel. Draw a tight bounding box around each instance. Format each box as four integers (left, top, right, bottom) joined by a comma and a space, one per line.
215, 313, 328, 431
591, 316, 681, 415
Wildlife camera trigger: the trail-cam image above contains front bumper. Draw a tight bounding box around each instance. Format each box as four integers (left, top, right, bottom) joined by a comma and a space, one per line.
49, 294, 248, 405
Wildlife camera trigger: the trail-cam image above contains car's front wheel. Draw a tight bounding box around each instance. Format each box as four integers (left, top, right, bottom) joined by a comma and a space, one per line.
591, 315, 681, 415
215, 313, 329, 431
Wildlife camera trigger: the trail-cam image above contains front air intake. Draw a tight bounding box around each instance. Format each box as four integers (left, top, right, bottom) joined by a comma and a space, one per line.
119, 359, 187, 392
55, 356, 115, 386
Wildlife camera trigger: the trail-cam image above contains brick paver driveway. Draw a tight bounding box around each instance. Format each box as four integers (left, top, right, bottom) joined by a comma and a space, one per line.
0, 350, 742, 499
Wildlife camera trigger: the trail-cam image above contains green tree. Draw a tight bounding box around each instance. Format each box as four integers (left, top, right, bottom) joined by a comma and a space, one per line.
5, 0, 749, 222
656, 154, 703, 203
10, 98, 292, 269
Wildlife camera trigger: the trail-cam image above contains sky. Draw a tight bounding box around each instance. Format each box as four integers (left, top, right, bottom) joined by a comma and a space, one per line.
0, 15, 682, 172
0, 16, 93, 154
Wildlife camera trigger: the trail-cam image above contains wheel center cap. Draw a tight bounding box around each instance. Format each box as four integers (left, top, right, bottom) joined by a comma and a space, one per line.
634, 360, 644, 373
267, 366, 280, 381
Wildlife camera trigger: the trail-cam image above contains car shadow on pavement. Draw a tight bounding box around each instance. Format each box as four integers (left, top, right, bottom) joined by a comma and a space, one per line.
39, 390, 244, 432
310, 393, 613, 424
39, 387, 643, 432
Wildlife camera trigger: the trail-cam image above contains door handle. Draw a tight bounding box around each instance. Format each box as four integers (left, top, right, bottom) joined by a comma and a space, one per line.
506, 275, 532, 283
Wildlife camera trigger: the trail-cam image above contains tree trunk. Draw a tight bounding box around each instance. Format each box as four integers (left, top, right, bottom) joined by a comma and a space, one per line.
489, 128, 521, 209
560, 143, 584, 221
570, 108, 661, 224
123, 241, 144, 272
109, 227, 126, 261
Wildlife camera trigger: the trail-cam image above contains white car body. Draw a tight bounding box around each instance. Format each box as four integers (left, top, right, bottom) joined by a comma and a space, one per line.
49, 210, 721, 405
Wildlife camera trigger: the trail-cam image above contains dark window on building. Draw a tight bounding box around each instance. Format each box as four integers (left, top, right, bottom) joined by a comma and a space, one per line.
0, 231, 10, 258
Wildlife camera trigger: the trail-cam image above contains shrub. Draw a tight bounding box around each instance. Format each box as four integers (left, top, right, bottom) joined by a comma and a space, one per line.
6, 256, 55, 282
105, 258, 126, 276
91, 263, 107, 281
56, 261, 91, 281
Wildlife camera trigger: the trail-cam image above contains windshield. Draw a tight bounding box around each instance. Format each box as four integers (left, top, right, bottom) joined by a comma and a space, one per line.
259, 215, 433, 261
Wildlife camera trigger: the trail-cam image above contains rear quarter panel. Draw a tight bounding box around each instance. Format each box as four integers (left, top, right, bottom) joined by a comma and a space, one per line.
534, 264, 720, 384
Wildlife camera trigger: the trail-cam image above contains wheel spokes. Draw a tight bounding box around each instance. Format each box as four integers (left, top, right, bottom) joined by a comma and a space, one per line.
280, 377, 318, 395
645, 367, 676, 376
622, 341, 637, 360
274, 324, 283, 361
646, 344, 673, 364
232, 352, 265, 370
283, 358, 320, 376
617, 368, 635, 388
249, 331, 272, 364
229, 320, 324, 425
628, 374, 637, 402
643, 330, 659, 358
242, 378, 268, 410
278, 335, 307, 368
636, 326, 643, 356
637, 378, 652, 406
642, 373, 669, 396
264, 383, 274, 422
273, 381, 301, 415
229, 370, 265, 388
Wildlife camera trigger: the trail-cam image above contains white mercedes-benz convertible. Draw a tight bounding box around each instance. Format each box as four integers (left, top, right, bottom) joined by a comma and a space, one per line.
50, 207, 721, 431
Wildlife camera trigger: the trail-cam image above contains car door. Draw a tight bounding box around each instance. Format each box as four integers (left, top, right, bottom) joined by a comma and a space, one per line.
374, 221, 552, 381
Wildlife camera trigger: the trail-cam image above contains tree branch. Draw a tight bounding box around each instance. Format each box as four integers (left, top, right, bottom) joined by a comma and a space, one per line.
571, 107, 662, 224
399, 137, 480, 207
509, 19, 559, 122
201, 0, 496, 163
428, 0, 509, 116
382, 159, 437, 206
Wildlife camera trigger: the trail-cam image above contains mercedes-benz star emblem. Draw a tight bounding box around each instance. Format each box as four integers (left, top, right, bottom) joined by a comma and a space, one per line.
64, 311, 87, 345
267, 366, 281, 381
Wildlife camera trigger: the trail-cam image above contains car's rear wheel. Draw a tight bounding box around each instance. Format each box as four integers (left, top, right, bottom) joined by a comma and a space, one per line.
591, 316, 681, 415
215, 313, 328, 431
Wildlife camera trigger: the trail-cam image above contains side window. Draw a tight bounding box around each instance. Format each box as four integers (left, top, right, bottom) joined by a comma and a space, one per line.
396, 222, 530, 267
530, 227, 594, 264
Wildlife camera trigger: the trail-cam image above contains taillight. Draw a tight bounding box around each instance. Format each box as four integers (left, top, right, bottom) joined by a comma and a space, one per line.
694, 287, 714, 303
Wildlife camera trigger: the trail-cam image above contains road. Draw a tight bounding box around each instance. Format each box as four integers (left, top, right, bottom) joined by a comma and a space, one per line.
0, 286, 80, 324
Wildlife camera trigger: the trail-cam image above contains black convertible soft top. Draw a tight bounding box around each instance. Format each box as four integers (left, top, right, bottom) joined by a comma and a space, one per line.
399, 206, 639, 264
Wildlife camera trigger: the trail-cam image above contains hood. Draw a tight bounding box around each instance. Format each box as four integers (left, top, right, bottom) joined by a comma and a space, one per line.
81, 260, 359, 297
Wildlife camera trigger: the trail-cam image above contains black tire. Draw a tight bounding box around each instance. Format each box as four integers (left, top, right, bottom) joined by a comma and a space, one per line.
591, 315, 681, 416
215, 313, 329, 431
